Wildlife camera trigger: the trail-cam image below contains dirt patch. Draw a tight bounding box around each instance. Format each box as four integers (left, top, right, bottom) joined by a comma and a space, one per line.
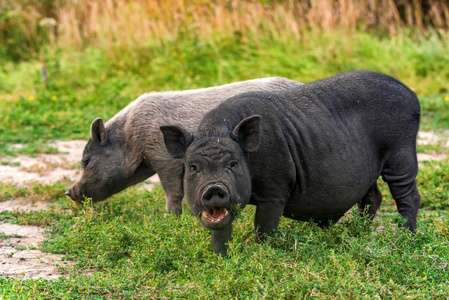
0, 141, 84, 280
0, 139, 160, 213
417, 153, 449, 161
0, 200, 49, 213
0, 140, 161, 280
0, 222, 74, 280
417, 131, 449, 161
1, 139, 161, 188
0, 140, 86, 186
417, 131, 442, 146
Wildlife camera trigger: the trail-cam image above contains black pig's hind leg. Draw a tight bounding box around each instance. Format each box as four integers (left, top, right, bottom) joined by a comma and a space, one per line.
357, 181, 382, 220
381, 148, 421, 231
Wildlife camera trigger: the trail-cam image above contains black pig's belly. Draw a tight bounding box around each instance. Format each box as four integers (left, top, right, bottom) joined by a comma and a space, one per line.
283, 182, 373, 221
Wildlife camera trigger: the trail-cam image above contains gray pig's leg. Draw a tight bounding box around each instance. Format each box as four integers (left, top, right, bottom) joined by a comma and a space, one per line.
156, 163, 184, 216
254, 202, 284, 243
381, 149, 421, 231
211, 223, 233, 256
357, 182, 382, 220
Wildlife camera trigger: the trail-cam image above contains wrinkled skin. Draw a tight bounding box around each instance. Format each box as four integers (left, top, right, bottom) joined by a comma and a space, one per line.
161, 71, 421, 256
65, 77, 303, 214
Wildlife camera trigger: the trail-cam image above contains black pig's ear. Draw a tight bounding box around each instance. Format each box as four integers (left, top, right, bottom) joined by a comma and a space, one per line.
231, 115, 261, 153
160, 125, 193, 158
91, 117, 107, 146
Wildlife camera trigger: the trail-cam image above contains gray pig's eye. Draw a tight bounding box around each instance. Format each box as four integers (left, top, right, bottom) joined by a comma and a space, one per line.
188, 164, 199, 173
82, 158, 91, 168
230, 161, 239, 169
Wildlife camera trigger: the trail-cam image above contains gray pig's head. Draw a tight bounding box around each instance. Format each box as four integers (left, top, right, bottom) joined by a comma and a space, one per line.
66, 118, 141, 203
161, 115, 261, 230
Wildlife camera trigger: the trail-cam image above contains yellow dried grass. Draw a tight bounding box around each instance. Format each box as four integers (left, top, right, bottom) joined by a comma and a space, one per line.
5, 0, 449, 51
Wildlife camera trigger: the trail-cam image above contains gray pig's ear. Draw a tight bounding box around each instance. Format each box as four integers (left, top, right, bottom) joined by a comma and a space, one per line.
91, 117, 107, 146
160, 125, 193, 158
231, 115, 261, 153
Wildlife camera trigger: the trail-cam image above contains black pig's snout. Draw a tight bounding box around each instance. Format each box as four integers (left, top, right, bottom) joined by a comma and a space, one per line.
201, 184, 229, 208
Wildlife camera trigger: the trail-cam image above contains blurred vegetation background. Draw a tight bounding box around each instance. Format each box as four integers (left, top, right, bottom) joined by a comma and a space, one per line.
0, 0, 448, 151
1, 0, 449, 60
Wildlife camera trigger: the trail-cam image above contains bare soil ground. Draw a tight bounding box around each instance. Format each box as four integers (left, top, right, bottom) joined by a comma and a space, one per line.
416, 131, 449, 162
0, 140, 85, 186
0, 140, 159, 280
0, 223, 74, 280
0, 131, 447, 280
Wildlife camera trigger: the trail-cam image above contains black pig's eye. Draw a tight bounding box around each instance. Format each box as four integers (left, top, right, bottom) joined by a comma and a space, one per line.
82, 158, 90, 168
189, 164, 198, 173
230, 161, 239, 169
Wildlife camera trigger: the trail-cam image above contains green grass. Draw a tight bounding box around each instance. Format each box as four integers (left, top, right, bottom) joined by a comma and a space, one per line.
419, 94, 449, 132
377, 160, 449, 210
1, 28, 448, 298
0, 30, 448, 156
0, 159, 448, 299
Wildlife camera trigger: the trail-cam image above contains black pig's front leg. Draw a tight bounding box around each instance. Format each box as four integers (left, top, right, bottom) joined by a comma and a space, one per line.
254, 201, 285, 243
211, 222, 233, 256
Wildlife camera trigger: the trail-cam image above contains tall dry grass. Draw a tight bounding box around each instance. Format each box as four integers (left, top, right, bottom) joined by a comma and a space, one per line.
55, 0, 449, 48
2, 0, 449, 57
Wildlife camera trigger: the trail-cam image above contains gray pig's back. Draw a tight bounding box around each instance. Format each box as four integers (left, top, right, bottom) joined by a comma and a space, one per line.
121, 77, 303, 161
136, 77, 301, 129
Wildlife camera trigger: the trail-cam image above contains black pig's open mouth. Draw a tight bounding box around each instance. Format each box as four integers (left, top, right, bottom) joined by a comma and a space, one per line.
202, 207, 229, 223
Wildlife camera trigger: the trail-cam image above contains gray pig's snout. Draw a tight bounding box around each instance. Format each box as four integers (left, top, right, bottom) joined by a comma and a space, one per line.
65, 189, 76, 200
201, 184, 229, 208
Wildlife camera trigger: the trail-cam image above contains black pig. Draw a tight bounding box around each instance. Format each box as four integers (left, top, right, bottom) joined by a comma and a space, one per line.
161, 71, 421, 255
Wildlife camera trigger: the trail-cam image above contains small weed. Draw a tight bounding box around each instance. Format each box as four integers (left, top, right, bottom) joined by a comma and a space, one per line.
418, 159, 449, 209
0, 161, 21, 167
417, 144, 449, 155
420, 94, 449, 131
0, 233, 23, 240
0, 181, 67, 203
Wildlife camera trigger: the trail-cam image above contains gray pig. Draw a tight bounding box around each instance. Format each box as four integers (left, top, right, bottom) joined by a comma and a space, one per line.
66, 77, 303, 215
161, 70, 421, 255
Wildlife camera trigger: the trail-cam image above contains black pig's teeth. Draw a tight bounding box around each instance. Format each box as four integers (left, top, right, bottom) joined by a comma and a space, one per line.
203, 207, 228, 222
